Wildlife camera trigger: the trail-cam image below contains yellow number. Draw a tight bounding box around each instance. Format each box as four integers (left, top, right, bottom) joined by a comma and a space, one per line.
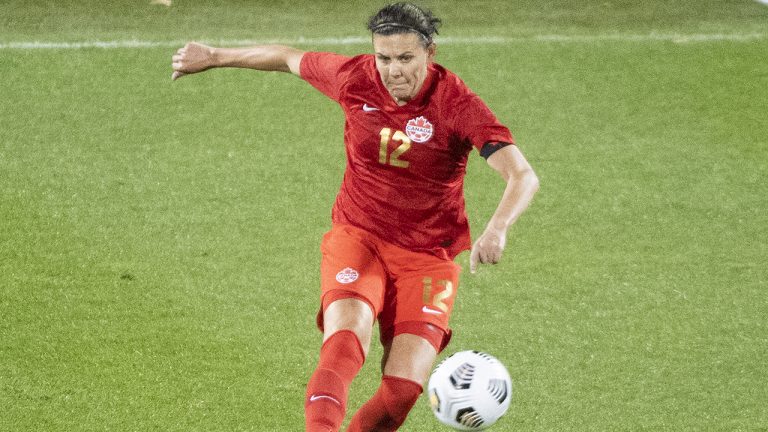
390, 131, 411, 168
423, 278, 453, 313
379, 128, 391, 164
379, 128, 411, 168
423, 277, 433, 304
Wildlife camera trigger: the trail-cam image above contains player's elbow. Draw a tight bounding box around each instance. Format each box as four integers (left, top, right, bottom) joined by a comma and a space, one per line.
510, 166, 539, 196
281, 46, 305, 75
527, 169, 540, 194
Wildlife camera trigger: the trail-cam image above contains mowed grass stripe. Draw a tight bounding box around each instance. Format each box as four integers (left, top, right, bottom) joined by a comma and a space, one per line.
1, 32, 766, 49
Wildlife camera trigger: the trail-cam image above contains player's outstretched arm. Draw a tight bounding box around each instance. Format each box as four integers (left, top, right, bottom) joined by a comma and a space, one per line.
470, 145, 539, 274
171, 42, 305, 80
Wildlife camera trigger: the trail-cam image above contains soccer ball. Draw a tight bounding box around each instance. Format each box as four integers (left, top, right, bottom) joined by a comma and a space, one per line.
427, 351, 513, 430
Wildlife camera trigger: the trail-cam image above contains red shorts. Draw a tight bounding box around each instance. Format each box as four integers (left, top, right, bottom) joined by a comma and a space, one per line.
317, 224, 461, 353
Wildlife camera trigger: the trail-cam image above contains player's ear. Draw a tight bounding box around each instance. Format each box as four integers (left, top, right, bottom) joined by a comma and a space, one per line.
427, 42, 437, 60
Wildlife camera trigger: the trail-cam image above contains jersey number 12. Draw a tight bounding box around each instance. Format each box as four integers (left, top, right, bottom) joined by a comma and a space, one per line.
379, 128, 411, 168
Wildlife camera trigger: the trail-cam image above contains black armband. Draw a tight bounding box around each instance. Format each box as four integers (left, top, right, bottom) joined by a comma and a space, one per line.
479, 141, 513, 159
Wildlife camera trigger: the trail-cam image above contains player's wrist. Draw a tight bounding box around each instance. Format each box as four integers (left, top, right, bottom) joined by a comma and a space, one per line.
486, 218, 509, 235
208, 46, 221, 68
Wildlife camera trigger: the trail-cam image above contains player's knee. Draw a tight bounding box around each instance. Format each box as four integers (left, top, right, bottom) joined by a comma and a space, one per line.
382, 323, 445, 383
323, 297, 375, 354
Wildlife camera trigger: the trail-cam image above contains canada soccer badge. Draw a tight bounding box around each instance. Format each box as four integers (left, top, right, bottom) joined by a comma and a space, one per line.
405, 116, 434, 143
335, 267, 359, 284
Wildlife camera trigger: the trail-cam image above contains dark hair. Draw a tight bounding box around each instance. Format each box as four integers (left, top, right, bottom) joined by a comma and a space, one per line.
367, 3, 441, 46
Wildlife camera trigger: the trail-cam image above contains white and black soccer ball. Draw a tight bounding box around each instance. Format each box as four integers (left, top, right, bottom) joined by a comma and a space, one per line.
427, 350, 513, 430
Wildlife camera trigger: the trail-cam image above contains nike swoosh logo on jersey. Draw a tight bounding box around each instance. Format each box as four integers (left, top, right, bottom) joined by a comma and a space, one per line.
309, 394, 341, 405
422, 306, 444, 315
362, 104, 380, 112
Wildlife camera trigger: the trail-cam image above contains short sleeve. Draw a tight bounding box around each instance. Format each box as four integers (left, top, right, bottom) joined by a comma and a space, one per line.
300, 52, 351, 102
457, 94, 515, 151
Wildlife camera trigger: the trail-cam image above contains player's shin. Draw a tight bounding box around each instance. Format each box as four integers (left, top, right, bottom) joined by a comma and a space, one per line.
305, 330, 366, 431
345, 375, 423, 432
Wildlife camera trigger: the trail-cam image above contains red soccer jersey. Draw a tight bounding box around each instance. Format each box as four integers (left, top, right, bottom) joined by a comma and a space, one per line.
300, 52, 514, 259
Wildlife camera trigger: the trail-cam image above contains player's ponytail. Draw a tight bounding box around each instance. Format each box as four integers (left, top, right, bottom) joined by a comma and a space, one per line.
367, 2, 441, 47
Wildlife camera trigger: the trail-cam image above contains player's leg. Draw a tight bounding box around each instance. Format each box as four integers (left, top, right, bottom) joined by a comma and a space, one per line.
306, 298, 373, 432
346, 331, 439, 432
305, 225, 386, 432
346, 248, 460, 431
322, 297, 374, 354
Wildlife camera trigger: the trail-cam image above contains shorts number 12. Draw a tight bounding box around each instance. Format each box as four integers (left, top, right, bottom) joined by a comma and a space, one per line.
423, 277, 453, 313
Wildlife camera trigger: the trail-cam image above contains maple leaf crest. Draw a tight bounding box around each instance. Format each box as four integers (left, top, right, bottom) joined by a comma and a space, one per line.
405, 116, 434, 143
408, 116, 433, 129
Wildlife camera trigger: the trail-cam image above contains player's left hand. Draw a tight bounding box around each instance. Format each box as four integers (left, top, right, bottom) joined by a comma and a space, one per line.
171, 42, 214, 80
469, 227, 506, 274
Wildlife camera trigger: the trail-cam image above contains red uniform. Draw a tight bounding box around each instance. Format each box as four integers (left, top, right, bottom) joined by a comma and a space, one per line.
300, 52, 514, 351
301, 52, 514, 259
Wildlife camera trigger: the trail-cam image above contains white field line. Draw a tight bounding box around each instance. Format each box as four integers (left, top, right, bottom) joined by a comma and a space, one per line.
0, 33, 765, 49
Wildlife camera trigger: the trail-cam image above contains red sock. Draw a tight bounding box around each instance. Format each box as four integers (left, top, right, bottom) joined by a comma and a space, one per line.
305, 330, 365, 432
346, 375, 423, 432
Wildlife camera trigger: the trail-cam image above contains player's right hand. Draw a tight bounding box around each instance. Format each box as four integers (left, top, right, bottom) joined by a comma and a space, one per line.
171, 42, 214, 80
469, 227, 507, 274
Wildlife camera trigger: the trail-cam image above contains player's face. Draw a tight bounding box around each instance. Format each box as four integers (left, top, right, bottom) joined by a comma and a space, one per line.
373, 32, 436, 105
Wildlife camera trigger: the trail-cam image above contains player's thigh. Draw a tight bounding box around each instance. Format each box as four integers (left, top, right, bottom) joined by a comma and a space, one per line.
380, 259, 461, 353
382, 333, 438, 385
318, 225, 387, 352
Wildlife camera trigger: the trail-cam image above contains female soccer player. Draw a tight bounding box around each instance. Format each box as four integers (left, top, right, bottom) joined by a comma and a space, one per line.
172, 3, 538, 431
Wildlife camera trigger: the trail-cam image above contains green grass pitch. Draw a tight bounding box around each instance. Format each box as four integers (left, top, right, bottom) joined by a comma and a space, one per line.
1, 1, 767, 430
